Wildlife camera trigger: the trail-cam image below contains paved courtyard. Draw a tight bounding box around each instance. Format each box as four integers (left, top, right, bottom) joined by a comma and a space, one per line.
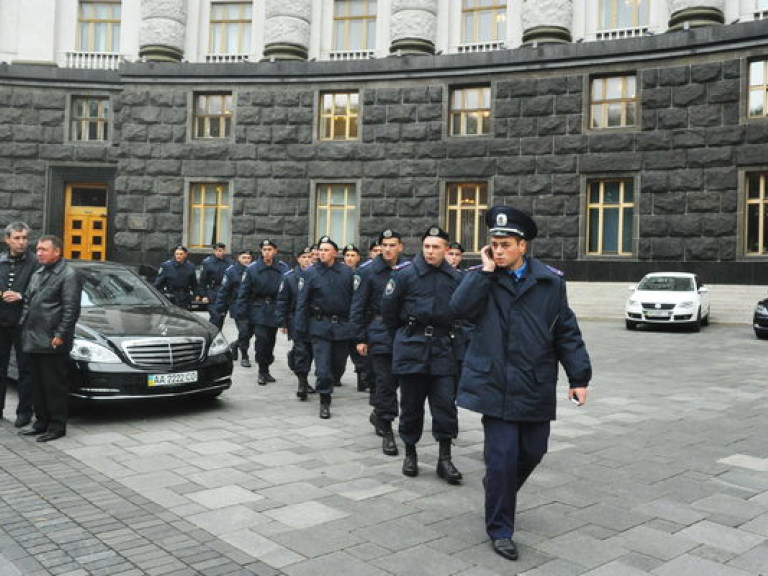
1, 318, 767, 575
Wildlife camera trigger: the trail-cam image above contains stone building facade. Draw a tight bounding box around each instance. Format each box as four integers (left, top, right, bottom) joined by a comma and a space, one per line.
1, 7, 768, 282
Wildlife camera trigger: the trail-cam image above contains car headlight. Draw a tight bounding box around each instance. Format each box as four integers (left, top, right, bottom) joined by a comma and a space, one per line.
627, 299, 639, 307
209, 332, 229, 356
756, 304, 768, 316
677, 300, 695, 309
70, 339, 122, 364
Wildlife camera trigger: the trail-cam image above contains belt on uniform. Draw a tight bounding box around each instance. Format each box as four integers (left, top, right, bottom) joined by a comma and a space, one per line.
255, 297, 275, 304
311, 313, 348, 323
413, 324, 455, 338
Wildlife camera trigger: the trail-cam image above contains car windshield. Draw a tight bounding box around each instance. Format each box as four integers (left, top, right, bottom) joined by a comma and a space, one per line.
79, 268, 165, 307
637, 276, 694, 292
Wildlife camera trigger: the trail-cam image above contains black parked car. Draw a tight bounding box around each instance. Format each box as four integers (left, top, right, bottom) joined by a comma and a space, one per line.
754, 295, 768, 339
66, 260, 233, 400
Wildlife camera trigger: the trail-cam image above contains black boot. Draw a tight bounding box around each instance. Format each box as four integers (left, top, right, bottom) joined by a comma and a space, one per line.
356, 371, 370, 392
402, 443, 418, 477
257, 372, 267, 385
369, 411, 385, 437
296, 374, 309, 401
240, 354, 251, 368
319, 394, 331, 419
436, 439, 462, 485
381, 421, 398, 456
230, 344, 239, 361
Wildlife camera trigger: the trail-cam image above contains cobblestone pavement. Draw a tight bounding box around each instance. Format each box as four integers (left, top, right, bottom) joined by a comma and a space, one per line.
1, 319, 767, 575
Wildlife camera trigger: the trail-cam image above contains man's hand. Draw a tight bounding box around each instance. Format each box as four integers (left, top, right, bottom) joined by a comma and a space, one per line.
279, 327, 288, 334
51, 336, 64, 349
2, 290, 22, 303
357, 343, 368, 356
568, 387, 587, 406
480, 245, 495, 272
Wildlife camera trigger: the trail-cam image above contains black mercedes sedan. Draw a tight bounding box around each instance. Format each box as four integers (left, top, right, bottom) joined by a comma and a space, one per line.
754, 295, 768, 339
67, 260, 233, 400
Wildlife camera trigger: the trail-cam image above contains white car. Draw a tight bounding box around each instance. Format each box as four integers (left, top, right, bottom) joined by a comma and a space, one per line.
625, 272, 711, 332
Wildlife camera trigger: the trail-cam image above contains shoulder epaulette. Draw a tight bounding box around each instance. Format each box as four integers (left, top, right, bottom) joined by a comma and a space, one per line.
359, 259, 373, 269
394, 261, 413, 271
283, 269, 295, 277
467, 264, 483, 271
546, 264, 564, 277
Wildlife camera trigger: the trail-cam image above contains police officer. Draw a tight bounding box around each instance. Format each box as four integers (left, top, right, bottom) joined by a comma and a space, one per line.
294, 236, 355, 419
342, 243, 370, 392
451, 206, 592, 562
214, 250, 254, 366
277, 246, 315, 400
154, 245, 198, 309
237, 239, 289, 385
381, 226, 463, 484
351, 228, 406, 456
446, 241, 464, 271
199, 242, 234, 328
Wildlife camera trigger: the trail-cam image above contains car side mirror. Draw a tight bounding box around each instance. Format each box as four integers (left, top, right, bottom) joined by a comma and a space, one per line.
698, 286, 709, 293
627, 284, 636, 291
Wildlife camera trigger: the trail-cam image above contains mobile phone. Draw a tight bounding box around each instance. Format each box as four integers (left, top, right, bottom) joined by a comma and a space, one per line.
483, 246, 493, 259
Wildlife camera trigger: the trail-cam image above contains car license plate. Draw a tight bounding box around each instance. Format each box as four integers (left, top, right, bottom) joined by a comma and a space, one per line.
645, 310, 670, 318
148, 371, 198, 387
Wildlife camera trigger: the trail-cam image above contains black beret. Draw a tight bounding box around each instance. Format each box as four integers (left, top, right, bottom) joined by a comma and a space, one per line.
378, 229, 401, 244
342, 243, 360, 255
485, 206, 538, 240
421, 225, 450, 242
212, 242, 226, 249
448, 241, 464, 252
297, 246, 313, 256
317, 235, 338, 250
173, 245, 188, 253
238, 249, 254, 257
260, 239, 277, 249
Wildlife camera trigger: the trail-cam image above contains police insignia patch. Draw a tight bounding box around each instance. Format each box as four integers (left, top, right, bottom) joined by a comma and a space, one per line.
496, 213, 508, 227
383, 229, 393, 238
429, 227, 440, 236
298, 277, 305, 291
353, 275, 361, 290
385, 278, 396, 296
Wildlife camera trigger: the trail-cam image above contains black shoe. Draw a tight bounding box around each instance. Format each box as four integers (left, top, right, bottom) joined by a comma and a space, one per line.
37, 431, 65, 443
492, 538, 518, 561
369, 412, 385, 437
296, 385, 308, 401
319, 403, 331, 419
20, 427, 46, 436
436, 458, 463, 485
264, 373, 276, 383
257, 373, 267, 386
382, 433, 398, 456
402, 454, 418, 477
14, 414, 32, 428
333, 380, 342, 387
231, 346, 239, 361
241, 357, 251, 368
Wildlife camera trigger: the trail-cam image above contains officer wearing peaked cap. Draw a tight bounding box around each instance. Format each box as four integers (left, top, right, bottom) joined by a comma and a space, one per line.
154, 245, 198, 310
381, 225, 463, 484
450, 206, 592, 562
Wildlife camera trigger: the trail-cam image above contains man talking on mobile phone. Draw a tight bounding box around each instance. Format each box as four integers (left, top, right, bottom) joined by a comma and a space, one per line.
450, 206, 592, 562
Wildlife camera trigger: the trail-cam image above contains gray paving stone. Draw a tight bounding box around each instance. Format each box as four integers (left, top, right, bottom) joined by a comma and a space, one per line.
676, 520, 765, 554
651, 553, 755, 576
606, 525, 698, 561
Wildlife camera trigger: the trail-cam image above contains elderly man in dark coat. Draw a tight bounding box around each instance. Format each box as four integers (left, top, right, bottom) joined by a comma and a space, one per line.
451, 206, 592, 562
19, 235, 82, 442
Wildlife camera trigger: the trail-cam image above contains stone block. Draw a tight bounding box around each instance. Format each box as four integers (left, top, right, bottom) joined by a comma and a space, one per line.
272, 126, 299, 143
641, 87, 671, 109
555, 94, 581, 115
689, 105, 721, 127
736, 144, 768, 166
376, 88, 402, 104
669, 169, 704, 191
508, 117, 537, 137
438, 157, 495, 177
652, 238, 684, 260
384, 180, 412, 197
247, 91, 274, 106
537, 155, 576, 174
495, 98, 521, 118
446, 140, 487, 158
702, 213, 735, 237
245, 126, 272, 143
13, 125, 44, 142
122, 90, 148, 106
272, 161, 307, 178
414, 142, 445, 159
417, 103, 442, 121
114, 231, 142, 249
589, 133, 634, 153
674, 214, 703, 237
552, 174, 580, 195
494, 175, 519, 195
636, 132, 671, 151
746, 123, 768, 144
497, 78, 537, 98
580, 153, 641, 173
547, 215, 579, 237
641, 215, 670, 237
643, 150, 686, 170
401, 124, 429, 141
554, 135, 587, 154
722, 102, 740, 125
182, 160, 235, 177
145, 196, 170, 212
236, 107, 262, 125
401, 160, 437, 177
659, 66, 689, 86
640, 171, 668, 192
520, 175, 552, 196
538, 116, 567, 136
428, 85, 443, 102
160, 107, 187, 124
685, 237, 719, 261
723, 59, 740, 79
493, 118, 508, 138
315, 143, 357, 161
567, 75, 583, 94
148, 125, 174, 142
535, 194, 566, 216
74, 146, 109, 162
307, 161, 362, 178
706, 125, 744, 146
641, 69, 658, 89
147, 159, 182, 176
686, 190, 720, 212
498, 156, 535, 175
123, 124, 148, 142
708, 80, 739, 103
653, 191, 686, 214
673, 129, 706, 149
374, 124, 400, 142
521, 137, 552, 155
567, 115, 582, 135
641, 109, 657, 131
538, 77, 568, 95
230, 144, 258, 161
403, 87, 430, 104
523, 96, 554, 116
707, 167, 736, 190
657, 109, 687, 130
690, 63, 722, 83
274, 91, 300, 106
156, 178, 183, 195
364, 159, 400, 178
532, 238, 562, 259
673, 84, 707, 107
387, 104, 417, 123
687, 147, 733, 168
370, 198, 398, 216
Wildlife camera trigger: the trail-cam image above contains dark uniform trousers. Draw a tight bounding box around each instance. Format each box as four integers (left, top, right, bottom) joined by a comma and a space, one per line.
311, 337, 348, 396
370, 354, 398, 421
287, 337, 313, 375
398, 372, 458, 445
482, 416, 550, 540
254, 325, 277, 371
0, 326, 32, 418
29, 352, 70, 434
235, 319, 255, 356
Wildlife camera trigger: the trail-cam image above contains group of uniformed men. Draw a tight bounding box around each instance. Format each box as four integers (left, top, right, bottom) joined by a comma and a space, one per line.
153, 206, 592, 562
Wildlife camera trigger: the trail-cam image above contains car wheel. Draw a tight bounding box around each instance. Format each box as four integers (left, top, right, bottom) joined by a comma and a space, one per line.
625, 320, 638, 330
701, 310, 710, 326
756, 330, 768, 340
690, 310, 702, 333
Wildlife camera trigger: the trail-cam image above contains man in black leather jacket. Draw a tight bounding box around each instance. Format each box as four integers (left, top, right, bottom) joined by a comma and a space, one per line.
19, 235, 82, 442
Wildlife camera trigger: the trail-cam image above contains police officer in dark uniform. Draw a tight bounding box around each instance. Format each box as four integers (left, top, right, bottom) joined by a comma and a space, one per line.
214, 250, 254, 366
446, 241, 464, 271
294, 236, 355, 419
451, 206, 592, 562
351, 228, 406, 456
199, 242, 234, 328
343, 243, 370, 392
277, 246, 315, 400
154, 245, 198, 309
236, 239, 289, 385
381, 226, 463, 484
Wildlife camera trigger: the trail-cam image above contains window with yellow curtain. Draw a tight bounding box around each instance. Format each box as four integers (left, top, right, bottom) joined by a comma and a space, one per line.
445, 182, 488, 253
188, 183, 232, 248
315, 183, 358, 246
78, 0, 121, 52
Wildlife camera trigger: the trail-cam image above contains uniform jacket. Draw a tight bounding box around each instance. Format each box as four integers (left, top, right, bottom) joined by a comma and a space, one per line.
381, 254, 462, 376
294, 260, 354, 341
350, 254, 407, 356
0, 248, 39, 327
199, 255, 234, 301
236, 259, 290, 327
214, 262, 247, 319
451, 257, 592, 422
154, 259, 198, 306
276, 266, 306, 338
21, 259, 82, 354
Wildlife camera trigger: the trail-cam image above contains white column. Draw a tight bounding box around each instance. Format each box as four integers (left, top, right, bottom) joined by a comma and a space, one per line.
668, 0, 725, 29
521, 0, 573, 45
263, 0, 311, 60
139, 0, 187, 62
390, 0, 438, 55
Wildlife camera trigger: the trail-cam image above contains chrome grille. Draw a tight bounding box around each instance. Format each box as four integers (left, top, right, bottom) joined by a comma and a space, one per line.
641, 303, 675, 310
121, 337, 205, 369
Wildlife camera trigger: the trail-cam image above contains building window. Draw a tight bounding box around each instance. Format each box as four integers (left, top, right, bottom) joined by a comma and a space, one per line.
446, 182, 489, 253
586, 179, 634, 256
599, 0, 648, 31
70, 97, 110, 141
193, 93, 233, 139
450, 86, 491, 136
319, 92, 359, 141
590, 75, 637, 129
77, 0, 121, 53
188, 183, 231, 249
461, 0, 506, 44
315, 183, 357, 246
746, 172, 768, 255
209, 2, 252, 56
748, 60, 768, 118
333, 0, 376, 51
